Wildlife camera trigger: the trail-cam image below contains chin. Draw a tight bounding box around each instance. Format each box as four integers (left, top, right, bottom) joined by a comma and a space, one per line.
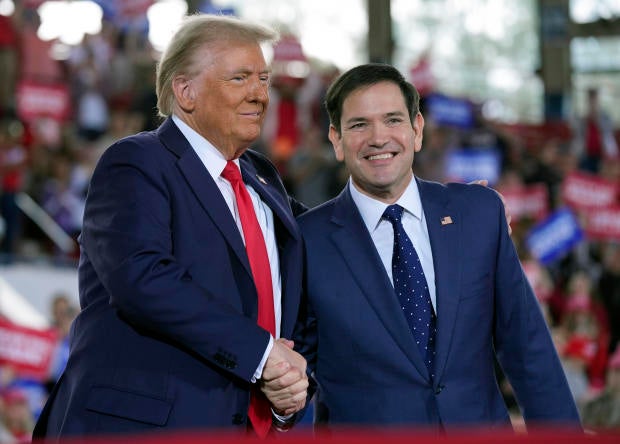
239, 131, 260, 143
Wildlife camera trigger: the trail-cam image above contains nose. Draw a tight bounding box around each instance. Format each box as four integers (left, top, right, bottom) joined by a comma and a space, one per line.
247, 77, 269, 103
368, 123, 389, 148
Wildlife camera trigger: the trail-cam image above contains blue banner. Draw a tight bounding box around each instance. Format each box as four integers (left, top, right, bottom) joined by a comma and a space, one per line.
526, 208, 583, 265
425, 93, 474, 128
91, 0, 115, 19
444, 148, 501, 185
199, 1, 236, 16
91, 0, 150, 31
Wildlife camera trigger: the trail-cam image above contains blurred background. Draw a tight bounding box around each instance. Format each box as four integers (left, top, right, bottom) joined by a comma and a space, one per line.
0, 0, 619, 441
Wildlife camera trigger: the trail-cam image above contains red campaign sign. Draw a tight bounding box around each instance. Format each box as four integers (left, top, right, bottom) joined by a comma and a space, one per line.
0, 318, 58, 381
16, 81, 71, 123
584, 206, 620, 241
498, 121, 572, 151
561, 171, 618, 210
499, 184, 549, 222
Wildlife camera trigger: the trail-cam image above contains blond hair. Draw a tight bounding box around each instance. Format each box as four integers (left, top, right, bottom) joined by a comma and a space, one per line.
156, 14, 279, 117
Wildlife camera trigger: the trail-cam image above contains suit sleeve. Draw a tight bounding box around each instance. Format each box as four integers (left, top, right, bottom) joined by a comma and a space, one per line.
292, 237, 319, 416
491, 193, 581, 425
81, 139, 270, 382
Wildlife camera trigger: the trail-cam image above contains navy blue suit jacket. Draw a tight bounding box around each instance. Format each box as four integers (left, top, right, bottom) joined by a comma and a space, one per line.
294, 179, 580, 430
34, 118, 304, 437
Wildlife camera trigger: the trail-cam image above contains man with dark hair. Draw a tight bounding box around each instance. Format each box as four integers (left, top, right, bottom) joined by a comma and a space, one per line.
291, 63, 580, 430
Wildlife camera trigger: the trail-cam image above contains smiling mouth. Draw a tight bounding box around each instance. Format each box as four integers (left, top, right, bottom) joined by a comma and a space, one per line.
240, 111, 262, 118
366, 153, 395, 161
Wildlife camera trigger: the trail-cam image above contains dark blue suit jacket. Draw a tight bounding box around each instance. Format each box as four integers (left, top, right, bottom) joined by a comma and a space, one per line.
34, 118, 304, 437
294, 179, 580, 430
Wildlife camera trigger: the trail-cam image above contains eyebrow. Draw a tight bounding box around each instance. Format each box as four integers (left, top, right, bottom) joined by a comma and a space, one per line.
344, 110, 406, 125
384, 111, 407, 118
344, 116, 367, 126
230, 67, 272, 75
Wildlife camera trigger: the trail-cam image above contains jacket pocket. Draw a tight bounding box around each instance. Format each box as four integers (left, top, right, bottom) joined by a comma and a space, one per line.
85, 385, 172, 426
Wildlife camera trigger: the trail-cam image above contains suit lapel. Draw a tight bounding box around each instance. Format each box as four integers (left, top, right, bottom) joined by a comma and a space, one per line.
158, 119, 252, 278
239, 156, 301, 337
330, 188, 431, 380
418, 179, 462, 383
239, 157, 299, 241
158, 118, 301, 335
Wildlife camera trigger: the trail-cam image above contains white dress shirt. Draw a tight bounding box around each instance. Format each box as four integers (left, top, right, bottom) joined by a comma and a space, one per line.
349, 177, 437, 312
172, 115, 279, 379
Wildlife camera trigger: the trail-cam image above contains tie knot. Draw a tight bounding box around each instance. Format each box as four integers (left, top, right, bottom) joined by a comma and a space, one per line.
383, 204, 404, 225
221, 160, 242, 184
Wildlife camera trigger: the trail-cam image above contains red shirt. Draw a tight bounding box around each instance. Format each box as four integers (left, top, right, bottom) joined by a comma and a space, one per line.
585, 118, 603, 156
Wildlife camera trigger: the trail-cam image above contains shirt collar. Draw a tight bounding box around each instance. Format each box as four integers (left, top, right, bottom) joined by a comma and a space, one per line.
172, 114, 239, 180
348, 175, 423, 234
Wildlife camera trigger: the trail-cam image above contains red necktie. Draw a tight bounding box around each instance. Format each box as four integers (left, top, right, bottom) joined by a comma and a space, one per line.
221, 160, 275, 438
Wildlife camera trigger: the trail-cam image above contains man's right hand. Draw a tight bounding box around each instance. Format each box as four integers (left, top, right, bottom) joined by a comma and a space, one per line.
260, 338, 308, 416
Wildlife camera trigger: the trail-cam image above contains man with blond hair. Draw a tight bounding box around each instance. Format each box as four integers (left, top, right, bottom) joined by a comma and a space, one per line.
34, 14, 307, 439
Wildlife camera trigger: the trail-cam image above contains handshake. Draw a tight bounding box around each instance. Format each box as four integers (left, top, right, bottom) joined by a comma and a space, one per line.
260, 338, 309, 416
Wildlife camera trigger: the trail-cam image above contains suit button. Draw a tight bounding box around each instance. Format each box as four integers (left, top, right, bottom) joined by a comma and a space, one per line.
232, 413, 245, 425
435, 384, 445, 395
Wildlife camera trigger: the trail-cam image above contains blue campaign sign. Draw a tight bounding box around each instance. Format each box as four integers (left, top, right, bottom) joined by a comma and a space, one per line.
425, 93, 474, 128
199, 1, 236, 16
91, 0, 116, 19
444, 148, 501, 185
526, 208, 583, 265
91, 0, 150, 31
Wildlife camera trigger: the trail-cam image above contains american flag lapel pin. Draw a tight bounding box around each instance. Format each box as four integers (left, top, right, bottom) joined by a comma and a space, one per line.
256, 174, 267, 185
441, 216, 453, 226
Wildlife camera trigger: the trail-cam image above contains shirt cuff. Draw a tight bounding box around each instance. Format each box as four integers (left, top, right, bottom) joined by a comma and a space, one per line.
252, 334, 274, 382
272, 409, 296, 432
272, 410, 295, 422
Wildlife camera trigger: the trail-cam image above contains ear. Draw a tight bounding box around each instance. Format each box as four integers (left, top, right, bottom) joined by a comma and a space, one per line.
172, 75, 195, 112
328, 125, 344, 162
413, 112, 425, 153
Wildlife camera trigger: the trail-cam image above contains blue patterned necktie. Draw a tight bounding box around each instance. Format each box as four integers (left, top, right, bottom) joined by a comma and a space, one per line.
383, 204, 437, 378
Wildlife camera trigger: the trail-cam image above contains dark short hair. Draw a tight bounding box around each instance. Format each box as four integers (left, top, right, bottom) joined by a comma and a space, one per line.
324, 63, 420, 134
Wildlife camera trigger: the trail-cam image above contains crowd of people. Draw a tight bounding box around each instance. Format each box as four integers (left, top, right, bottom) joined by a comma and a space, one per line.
0, 292, 76, 443
0, 4, 619, 442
